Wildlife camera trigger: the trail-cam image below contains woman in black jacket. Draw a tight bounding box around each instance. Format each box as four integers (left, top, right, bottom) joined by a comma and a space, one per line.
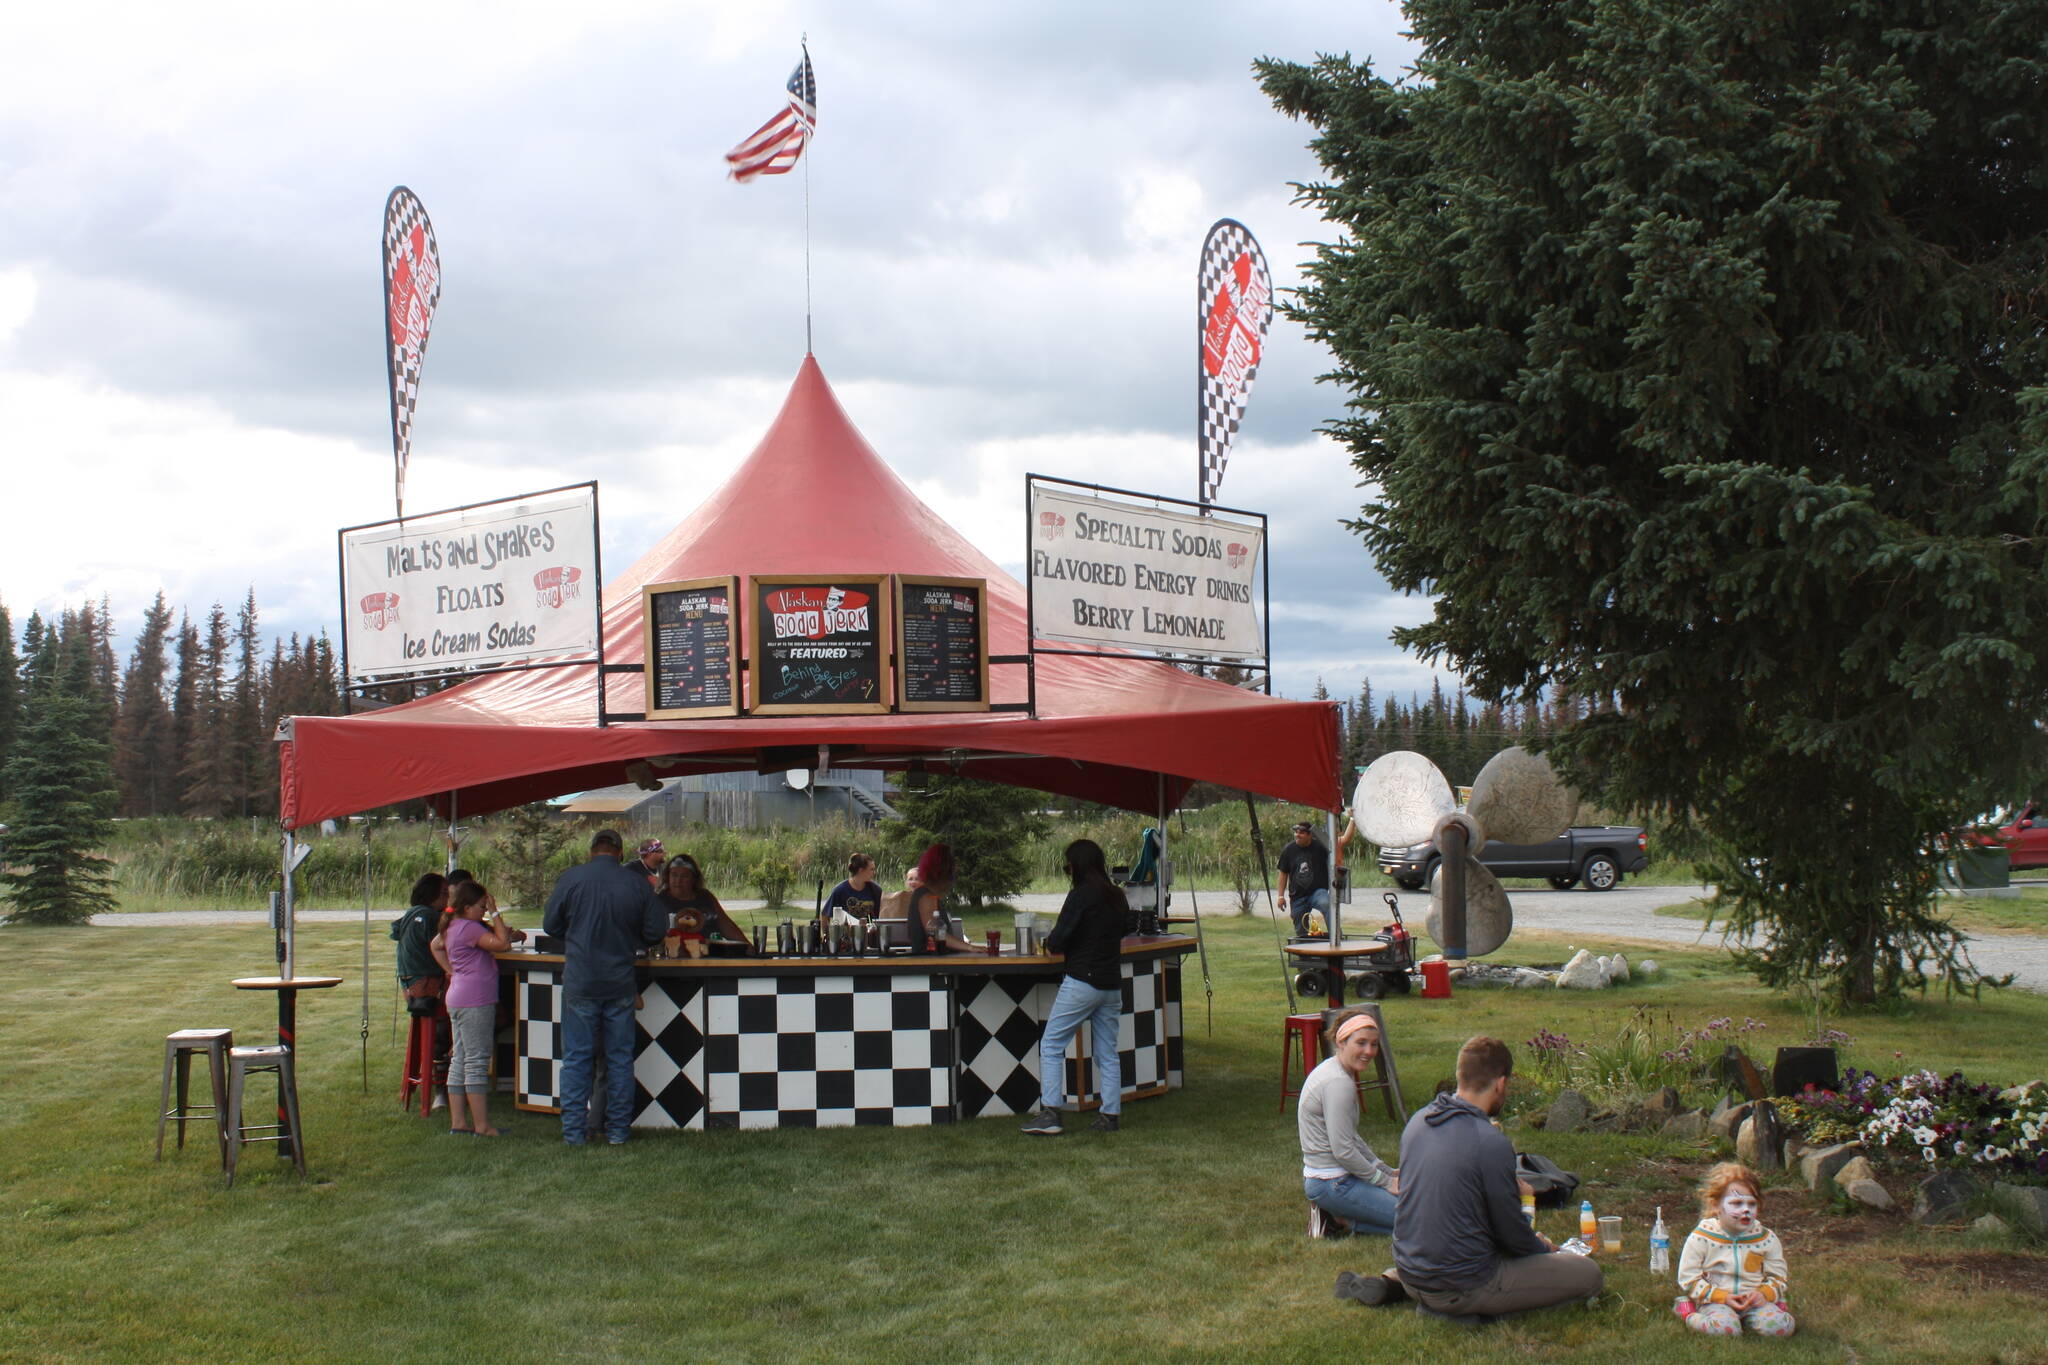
1020, 838, 1133, 1137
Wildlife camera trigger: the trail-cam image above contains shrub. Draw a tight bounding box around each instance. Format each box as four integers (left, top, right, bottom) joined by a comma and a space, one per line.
1784, 1070, 2048, 1185
749, 853, 795, 909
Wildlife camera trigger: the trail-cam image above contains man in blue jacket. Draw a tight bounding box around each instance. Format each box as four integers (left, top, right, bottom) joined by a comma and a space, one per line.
1380, 1035, 1602, 1322
543, 829, 667, 1146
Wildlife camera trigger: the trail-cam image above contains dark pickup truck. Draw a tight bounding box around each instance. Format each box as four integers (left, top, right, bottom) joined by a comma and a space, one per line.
1377, 825, 1649, 892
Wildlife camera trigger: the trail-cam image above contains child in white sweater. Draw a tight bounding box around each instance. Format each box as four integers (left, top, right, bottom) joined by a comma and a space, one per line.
1676, 1162, 1795, 1338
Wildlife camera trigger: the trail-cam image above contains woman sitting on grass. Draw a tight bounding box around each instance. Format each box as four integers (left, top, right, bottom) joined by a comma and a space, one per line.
1300, 1007, 1398, 1239
1676, 1162, 1795, 1338
430, 880, 521, 1137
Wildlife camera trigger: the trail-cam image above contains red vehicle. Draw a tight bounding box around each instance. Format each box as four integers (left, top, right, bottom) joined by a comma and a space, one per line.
1967, 802, 2048, 870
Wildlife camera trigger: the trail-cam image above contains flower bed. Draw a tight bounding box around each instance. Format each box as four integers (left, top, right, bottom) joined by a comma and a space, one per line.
1781, 1072, 2048, 1185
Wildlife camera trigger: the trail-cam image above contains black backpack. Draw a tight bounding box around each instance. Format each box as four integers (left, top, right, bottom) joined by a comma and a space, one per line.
1515, 1152, 1581, 1208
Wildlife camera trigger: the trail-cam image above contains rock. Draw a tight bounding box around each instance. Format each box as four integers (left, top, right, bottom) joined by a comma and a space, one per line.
1514, 970, 1551, 988
1643, 1086, 1683, 1124
1996, 1080, 2041, 1106
1991, 1182, 2048, 1239
1972, 1214, 2009, 1235
1736, 1101, 1784, 1170
1547, 1088, 1592, 1134
1843, 1178, 1896, 1211
1712, 1046, 1770, 1101
1834, 1155, 1878, 1187
1557, 949, 1610, 990
1606, 953, 1630, 983
1798, 1143, 1863, 1193
1914, 1171, 1983, 1225
1662, 1110, 1707, 1140
1710, 1099, 1754, 1143
1637, 958, 1660, 976
1781, 1137, 1806, 1169
1588, 1107, 1627, 1133
1525, 1110, 1548, 1129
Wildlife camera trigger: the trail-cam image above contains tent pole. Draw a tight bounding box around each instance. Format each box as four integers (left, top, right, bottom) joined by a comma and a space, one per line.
1326, 808, 1341, 947
1245, 791, 1295, 1013
361, 820, 373, 1093
1176, 806, 1214, 1036
445, 791, 460, 875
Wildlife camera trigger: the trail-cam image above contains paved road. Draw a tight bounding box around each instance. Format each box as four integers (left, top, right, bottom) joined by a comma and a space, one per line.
89, 881, 2046, 990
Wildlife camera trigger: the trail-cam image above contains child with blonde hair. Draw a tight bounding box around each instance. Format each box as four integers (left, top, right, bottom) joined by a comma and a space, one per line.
1675, 1162, 1795, 1337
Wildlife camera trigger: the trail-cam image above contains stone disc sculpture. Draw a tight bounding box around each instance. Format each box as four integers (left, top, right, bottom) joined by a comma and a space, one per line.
1425, 857, 1514, 957
1466, 745, 1576, 846
1352, 750, 1457, 848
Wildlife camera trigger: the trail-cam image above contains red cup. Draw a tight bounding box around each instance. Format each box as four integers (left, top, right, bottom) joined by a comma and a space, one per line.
986, 931, 1002, 956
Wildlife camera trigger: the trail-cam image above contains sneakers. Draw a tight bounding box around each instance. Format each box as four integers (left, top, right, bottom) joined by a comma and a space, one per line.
1019, 1106, 1065, 1136
1088, 1114, 1119, 1134
1333, 1271, 1405, 1307
1309, 1205, 1334, 1240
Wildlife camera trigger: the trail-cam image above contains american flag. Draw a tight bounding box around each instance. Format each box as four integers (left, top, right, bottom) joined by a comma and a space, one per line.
726, 51, 817, 182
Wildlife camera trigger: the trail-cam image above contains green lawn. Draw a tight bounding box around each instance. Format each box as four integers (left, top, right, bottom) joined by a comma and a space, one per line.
1655, 891, 2048, 938
3, 916, 2044, 1363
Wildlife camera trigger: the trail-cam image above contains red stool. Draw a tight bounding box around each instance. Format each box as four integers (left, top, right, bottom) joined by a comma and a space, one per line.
400, 1013, 445, 1116
1280, 1012, 1325, 1110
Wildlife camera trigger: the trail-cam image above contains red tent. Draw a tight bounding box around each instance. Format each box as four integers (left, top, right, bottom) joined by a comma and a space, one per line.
277, 357, 1340, 827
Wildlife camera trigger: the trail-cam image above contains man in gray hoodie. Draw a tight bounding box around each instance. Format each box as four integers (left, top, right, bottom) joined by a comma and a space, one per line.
1389, 1035, 1602, 1322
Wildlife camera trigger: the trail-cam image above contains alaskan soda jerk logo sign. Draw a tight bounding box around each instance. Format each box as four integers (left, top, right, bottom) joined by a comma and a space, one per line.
751, 575, 889, 714
340, 485, 600, 680
1028, 484, 1264, 662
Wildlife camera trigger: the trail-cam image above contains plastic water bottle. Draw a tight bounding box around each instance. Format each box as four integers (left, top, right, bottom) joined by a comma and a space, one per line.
1580, 1199, 1597, 1243
1650, 1207, 1671, 1273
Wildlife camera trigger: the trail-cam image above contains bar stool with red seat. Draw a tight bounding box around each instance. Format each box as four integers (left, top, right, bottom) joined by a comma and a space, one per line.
400, 1010, 447, 1116
1279, 1011, 1326, 1111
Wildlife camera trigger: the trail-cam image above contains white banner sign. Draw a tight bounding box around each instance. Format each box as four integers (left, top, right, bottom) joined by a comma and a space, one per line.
341, 486, 600, 680
1028, 485, 1265, 661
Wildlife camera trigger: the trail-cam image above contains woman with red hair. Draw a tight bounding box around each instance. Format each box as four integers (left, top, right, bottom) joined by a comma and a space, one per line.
906, 843, 976, 954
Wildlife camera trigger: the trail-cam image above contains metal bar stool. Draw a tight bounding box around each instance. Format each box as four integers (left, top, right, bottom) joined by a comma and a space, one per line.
225, 1045, 306, 1186
156, 1028, 234, 1162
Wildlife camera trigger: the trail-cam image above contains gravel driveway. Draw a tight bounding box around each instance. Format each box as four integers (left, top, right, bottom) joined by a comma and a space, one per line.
89, 880, 2046, 990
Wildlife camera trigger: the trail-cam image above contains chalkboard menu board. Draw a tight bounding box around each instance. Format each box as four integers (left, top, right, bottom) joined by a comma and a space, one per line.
749, 574, 891, 715
642, 576, 740, 719
895, 575, 989, 712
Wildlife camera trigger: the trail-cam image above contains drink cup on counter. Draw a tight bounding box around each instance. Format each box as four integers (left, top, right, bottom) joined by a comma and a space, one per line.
986, 931, 1002, 956
1597, 1216, 1622, 1255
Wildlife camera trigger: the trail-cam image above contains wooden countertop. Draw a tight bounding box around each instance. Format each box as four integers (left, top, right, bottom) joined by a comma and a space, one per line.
496, 934, 1197, 976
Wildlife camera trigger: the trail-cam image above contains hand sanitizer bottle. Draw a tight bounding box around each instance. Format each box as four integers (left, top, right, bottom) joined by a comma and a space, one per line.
1649, 1207, 1671, 1273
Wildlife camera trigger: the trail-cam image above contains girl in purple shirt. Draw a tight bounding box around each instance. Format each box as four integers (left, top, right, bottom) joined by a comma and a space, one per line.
431, 881, 520, 1135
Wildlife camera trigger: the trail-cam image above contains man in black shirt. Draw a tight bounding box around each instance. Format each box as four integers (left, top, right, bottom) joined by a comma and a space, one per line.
1276, 821, 1332, 937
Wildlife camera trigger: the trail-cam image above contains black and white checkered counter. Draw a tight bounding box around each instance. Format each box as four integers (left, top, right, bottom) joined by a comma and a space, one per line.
498, 937, 1192, 1130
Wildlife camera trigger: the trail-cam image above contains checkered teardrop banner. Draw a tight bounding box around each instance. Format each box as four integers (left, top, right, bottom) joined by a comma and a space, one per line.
382, 186, 442, 520
1196, 218, 1273, 507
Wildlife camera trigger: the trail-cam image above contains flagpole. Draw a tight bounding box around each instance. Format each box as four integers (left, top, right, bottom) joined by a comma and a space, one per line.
803, 38, 813, 355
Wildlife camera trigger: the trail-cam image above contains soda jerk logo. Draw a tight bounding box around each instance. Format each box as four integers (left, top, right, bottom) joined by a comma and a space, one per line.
766, 586, 871, 641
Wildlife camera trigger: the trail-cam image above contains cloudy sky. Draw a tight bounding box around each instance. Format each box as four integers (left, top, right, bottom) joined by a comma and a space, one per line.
0, 0, 1444, 702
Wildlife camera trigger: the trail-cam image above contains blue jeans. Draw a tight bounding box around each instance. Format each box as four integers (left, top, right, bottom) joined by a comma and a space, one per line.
1289, 888, 1333, 936
560, 994, 636, 1143
1304, 1173, 1397, 1236
1040, 977, 1123, 1115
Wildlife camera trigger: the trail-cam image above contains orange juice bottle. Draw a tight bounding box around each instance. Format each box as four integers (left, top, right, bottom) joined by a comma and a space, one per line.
1579, 1200, 1596, 1243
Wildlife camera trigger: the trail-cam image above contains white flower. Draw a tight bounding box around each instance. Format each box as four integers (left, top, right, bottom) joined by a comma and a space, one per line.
2024, 1122, 2041, 1144
1953, 1140, 1969, 1157
1913, 1125, 1939, 1147
1923, 1147, 1938, 1163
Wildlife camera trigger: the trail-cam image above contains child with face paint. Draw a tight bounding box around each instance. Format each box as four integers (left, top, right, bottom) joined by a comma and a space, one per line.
1675, 1163, 1795, 1337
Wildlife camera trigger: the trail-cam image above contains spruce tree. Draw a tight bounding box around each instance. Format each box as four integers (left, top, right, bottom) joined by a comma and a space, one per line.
181, 602, 233, 817
229, 588, 263, 817
166, 614, 199, 817
881, 775, 1050, 910
0, 602, 17, 805
1260, 1, 2048, 1003
116, 593, 175, 817
2, 631, 118, 924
